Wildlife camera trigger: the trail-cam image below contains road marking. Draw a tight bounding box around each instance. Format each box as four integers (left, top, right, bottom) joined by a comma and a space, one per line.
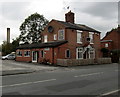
1, 79, 56, 88
74, 72, 104, 77
101, 89, 120, 96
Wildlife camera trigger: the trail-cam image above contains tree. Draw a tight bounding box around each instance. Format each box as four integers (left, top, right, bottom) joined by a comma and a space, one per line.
12, 37, 20, 52
2, 41, 13, 55
19, 13, 49, 44
1, 37, 20, 55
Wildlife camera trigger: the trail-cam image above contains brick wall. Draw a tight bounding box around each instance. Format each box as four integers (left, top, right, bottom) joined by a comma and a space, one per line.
101, 28, 120, 50
57, 58, 112, 66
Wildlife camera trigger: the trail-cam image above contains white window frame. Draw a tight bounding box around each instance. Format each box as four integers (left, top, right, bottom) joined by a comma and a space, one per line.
58, 29, 65, 40
77, 30, 82, 44
105, 43, 109, 47
17, 51, 22, 57
89, 32, 94, 44
76, 48, 83, 59
89, 48, 95, 59
65, 49, 70, 58
24, 51, 30, 57
44, 48, 50, 51
44, 35, 48, 42
54, 34, 57, 40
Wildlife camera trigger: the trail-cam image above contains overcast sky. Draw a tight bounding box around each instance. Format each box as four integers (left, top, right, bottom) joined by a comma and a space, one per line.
0, 0, 119, 44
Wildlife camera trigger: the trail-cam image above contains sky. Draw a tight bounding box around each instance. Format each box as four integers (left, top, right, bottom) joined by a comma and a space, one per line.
0, 0, 119, 44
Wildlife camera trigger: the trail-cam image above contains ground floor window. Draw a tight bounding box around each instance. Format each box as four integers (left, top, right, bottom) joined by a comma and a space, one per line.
76, 48, 83, 59
41, 50, 44, 58
24, 51, 30, 57
89, 49, 95, 59
65, 49, 70, 58
16, 51, 22, 57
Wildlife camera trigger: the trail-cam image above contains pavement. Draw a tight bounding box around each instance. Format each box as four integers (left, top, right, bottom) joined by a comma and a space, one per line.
0, 60, 119, 76
0, 60, 60, 76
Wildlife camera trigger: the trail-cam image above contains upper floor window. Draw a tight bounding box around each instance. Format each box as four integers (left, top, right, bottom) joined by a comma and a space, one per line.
44, 35, 47, 42
54, 34, 57, 40
77, 30, 82, 43
58, 29, 64, 40
89, 32, 94, 44
105, 43, 109, 47
17, 51, 22, 57
24, 51, 30, 57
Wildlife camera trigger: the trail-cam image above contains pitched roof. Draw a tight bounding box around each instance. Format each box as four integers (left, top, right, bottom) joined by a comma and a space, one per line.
17, 40, 68, 49
56, 20, 100, 33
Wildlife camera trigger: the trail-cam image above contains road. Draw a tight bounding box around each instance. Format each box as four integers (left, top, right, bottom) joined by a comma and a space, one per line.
2, 63, 119, 96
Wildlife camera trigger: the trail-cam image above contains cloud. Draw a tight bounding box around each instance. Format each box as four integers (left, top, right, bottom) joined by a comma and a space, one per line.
66, 1, 118, 37
81, 2, 118, 20
1, 2, 30, 21
0, 0, 118, 44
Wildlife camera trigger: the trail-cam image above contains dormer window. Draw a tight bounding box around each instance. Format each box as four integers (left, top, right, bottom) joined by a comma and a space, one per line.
77, 30, 82, 43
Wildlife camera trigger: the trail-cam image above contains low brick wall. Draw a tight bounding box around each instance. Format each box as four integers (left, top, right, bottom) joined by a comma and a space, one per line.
97, 58, 112, 64
57, 59, 94, 66
119, 57, 120, 64
57, 58, 112, 66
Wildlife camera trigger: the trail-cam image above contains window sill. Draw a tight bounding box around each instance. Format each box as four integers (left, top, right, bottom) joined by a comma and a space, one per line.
90, 43, 94, 44
77, 42, 82, 44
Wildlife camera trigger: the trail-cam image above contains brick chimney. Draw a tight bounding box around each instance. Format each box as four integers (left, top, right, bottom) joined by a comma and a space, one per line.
65, 10, 74, 24
7, 28, 10, 43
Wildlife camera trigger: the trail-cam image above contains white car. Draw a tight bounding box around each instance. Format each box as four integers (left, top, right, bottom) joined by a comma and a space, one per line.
2, 54, 15, 60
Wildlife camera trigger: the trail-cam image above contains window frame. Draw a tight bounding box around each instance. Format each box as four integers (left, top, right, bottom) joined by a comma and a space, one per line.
41, 50, 44, 58
77, 30, 82, 44
58, 29, 65, 40
44, 35, 48, 42
105, 43, 109, 47
89, 48, 95, 59
76, 48, 83, 59
24, 51, 30, 57
54, 34, 57, 40
65, 49, 70, 58
89, 32, 94, 44
16, 50, 22, 57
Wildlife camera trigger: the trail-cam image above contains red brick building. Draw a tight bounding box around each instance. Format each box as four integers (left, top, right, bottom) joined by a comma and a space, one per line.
16, 11, 101, 65
101, 26, 120, 62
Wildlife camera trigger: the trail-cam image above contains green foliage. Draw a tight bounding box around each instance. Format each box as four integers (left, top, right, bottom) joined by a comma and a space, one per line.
2, 42, 13, 55
111, 49, 120, 56
12, 37, 20, 52
19, 13, 49, 44
2, 37, 20, 55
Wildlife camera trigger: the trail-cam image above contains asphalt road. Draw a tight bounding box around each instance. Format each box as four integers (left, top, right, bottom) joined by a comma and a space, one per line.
2, 63, 119, 96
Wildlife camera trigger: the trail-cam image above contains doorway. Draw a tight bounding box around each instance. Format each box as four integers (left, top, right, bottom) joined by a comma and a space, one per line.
32, 51, 38, 62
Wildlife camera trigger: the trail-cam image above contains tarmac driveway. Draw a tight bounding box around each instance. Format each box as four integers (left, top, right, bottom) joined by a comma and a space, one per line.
1, 60, 59, 76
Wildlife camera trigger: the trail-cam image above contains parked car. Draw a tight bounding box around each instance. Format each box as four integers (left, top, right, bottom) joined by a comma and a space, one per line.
2, 54, 15, 60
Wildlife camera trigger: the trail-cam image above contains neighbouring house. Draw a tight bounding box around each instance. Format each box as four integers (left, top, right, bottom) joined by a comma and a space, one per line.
101, 26, 120, 63
16, 11, 101, 65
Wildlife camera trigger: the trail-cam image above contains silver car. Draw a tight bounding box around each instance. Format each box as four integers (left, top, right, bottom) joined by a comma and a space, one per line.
2, 54, 15, 60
